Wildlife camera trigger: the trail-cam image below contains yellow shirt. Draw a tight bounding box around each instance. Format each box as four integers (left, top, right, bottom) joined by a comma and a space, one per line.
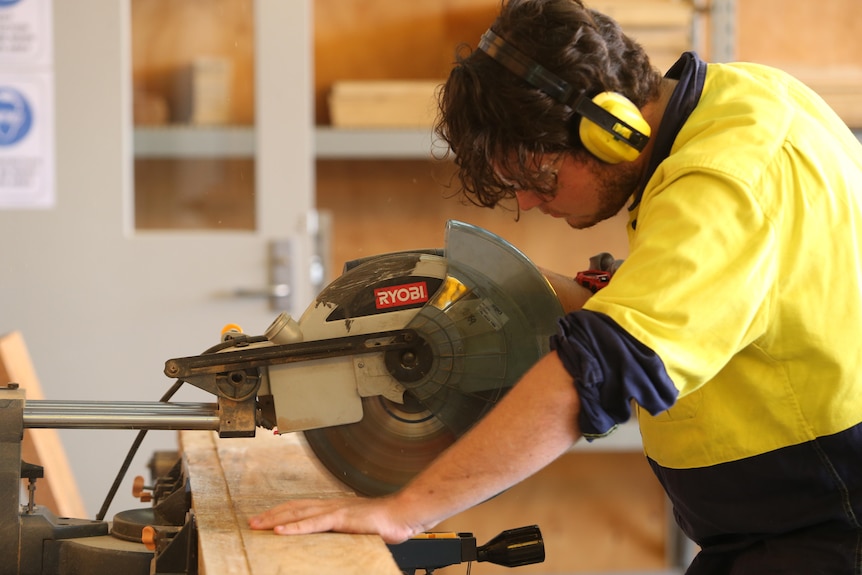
585, 61, 862, 469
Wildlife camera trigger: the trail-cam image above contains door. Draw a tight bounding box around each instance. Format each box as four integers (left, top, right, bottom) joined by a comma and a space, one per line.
0, 0, 316, 517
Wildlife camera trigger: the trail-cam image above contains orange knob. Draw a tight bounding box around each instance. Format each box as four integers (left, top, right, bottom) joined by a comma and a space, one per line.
132, 475, 152, 502
132, 476, 145, 497
221, 323, 244, 340
142, 525, 157, 551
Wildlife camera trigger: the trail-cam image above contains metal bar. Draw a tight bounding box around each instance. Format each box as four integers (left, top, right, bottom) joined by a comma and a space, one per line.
28, 400, 215, 413
23, 400, 220, 431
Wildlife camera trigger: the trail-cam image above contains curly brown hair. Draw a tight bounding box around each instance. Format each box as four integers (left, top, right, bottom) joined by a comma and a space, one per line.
434, 0, 663, 208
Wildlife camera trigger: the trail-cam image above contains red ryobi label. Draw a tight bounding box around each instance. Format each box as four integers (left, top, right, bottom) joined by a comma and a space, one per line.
374, 281, 429, 309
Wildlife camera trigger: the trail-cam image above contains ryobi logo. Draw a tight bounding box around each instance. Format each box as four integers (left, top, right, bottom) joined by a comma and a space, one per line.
374, 281, 429, 310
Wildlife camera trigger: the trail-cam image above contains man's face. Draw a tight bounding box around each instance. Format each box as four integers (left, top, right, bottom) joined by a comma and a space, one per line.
514, 153, 641, 229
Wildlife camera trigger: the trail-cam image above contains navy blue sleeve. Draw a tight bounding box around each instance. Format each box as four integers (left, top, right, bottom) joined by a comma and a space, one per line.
550, 310, 678, 440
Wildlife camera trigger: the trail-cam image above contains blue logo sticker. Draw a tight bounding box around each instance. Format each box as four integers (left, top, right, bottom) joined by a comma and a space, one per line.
0, 87, 33, 146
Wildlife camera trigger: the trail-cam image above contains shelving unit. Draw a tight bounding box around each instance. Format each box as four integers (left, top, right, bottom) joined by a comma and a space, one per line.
315, 127, 444, 159
133, 126, 255, 158
134, 126, 443, 159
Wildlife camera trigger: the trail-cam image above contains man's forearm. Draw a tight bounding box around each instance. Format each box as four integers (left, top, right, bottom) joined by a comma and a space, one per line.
392, 351, 582, 532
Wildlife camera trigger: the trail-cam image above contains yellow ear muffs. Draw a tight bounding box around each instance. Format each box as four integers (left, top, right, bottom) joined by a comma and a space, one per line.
578, 92, 652, 164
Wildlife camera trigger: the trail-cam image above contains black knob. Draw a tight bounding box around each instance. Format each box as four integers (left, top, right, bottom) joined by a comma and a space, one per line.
477, 525, 545, 567
21, 461, 44, 481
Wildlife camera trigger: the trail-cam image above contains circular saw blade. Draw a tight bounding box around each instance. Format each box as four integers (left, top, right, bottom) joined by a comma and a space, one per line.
303, 221, 563, 496
304, 394, 456, 496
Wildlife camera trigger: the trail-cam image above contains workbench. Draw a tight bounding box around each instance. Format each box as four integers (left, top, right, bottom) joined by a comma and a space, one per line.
179, 429, 402, 575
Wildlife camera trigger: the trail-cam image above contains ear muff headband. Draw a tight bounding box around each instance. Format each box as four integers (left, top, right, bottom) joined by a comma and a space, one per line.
478, 28, 575, 103
477, 28, 650, 163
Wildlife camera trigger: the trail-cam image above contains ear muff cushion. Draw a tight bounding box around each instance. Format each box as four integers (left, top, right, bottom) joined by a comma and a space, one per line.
578, 92, 651, 164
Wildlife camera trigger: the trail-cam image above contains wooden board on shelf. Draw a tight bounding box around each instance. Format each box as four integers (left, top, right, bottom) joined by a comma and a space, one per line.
329, 80, 443, 129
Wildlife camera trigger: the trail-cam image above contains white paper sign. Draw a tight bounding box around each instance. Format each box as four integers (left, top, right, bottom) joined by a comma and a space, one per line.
0, 0, 54, 209
0, 0, 52, 69
0, 74, 54, 208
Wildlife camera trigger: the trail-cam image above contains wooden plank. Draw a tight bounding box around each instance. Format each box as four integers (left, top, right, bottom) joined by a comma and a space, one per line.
180, 431, 251, 575
329, 80, 442, 128
180, 429, 403, 575
0, 331, 87, 519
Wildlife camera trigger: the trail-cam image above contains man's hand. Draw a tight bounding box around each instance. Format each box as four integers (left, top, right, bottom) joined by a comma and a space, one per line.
247, 494, 422, 544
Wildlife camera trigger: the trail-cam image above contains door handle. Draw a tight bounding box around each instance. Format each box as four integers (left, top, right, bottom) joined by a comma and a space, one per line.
232, 239, 293, 311
234, 212, 330, 313
233, 284, 291, 299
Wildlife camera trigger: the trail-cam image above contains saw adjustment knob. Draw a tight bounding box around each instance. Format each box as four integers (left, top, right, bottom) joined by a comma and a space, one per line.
221, 323, 244, 341
132, 475, 153, 502
142, 525, 157, 551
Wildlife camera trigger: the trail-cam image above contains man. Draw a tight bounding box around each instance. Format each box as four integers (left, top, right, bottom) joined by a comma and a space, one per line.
251, 0, 862, 571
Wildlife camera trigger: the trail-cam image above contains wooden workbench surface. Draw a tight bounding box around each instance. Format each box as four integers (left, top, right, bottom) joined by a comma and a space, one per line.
179, 429, 402, 575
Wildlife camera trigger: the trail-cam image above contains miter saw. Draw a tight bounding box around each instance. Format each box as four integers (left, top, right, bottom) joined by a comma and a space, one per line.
1, 220, 562, 575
